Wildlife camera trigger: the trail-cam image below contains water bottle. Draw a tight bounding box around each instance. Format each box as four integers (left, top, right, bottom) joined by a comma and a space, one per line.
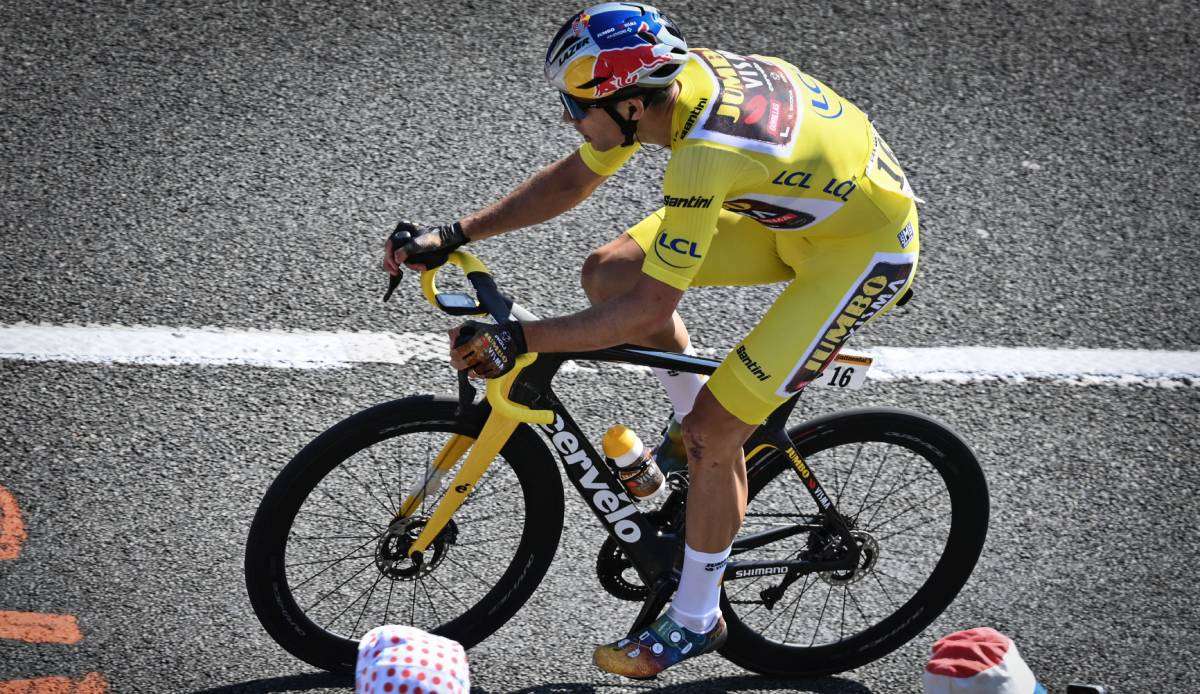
602, 425, 665, 501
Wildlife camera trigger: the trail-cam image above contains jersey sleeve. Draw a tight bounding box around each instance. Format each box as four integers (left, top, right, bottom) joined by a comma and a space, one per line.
642, 145, 764, 291
578, 141, 640, 176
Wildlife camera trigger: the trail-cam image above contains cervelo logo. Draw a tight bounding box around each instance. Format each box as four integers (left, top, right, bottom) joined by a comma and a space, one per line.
653, 232, 702, 270
539, 415, 641, 543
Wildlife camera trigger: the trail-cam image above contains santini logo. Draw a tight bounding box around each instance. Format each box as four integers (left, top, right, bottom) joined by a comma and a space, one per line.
678, 97, 708, 138
736, 345, 770, 381
663, 194, 713, 208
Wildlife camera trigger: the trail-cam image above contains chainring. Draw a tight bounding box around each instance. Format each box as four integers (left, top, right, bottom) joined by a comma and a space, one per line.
596, 535, 649, 601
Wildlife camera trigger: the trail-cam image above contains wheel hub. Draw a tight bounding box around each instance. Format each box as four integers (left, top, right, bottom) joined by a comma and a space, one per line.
376, 515, 457, 580
818, 529, 879, 586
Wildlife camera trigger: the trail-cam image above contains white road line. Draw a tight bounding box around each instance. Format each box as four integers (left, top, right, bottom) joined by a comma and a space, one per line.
0, 324, 1196, 386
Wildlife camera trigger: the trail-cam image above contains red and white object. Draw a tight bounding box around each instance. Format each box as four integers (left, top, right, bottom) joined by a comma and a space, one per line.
923, 627, 1047, 694
355, 625, 469, 694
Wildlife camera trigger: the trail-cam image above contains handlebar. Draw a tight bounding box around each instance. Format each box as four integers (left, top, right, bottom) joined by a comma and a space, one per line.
414, 251, 554, 426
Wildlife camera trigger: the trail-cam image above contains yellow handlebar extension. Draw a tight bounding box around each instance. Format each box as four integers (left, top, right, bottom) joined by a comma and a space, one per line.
419, 251, 553, 425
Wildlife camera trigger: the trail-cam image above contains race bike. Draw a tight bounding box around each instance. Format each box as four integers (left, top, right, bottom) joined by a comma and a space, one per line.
245, 250, 989, 677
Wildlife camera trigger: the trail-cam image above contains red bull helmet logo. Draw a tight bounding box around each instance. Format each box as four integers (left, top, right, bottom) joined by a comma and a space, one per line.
592, 39, 674, 97
548, 4, 687, 101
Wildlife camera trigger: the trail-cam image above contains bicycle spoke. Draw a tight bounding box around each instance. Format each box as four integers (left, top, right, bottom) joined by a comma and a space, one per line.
453, 512, 504, 527
339, 460, 396, 519
852, 445, 891, 522
287, 553, 375, 569
757, 571, 817, 628
297, 510, 388, 533
861, 466, 939, 529
442, 553, 496, 591
419, 577, 443, 628
290, 533, 380, 541
839, 586, 848, 641
868, 488, 948, 533
881, 545, 940, 560
384, 576, 396, 627
781, 583, 806, 644
410, 570, 418, 625
453, 536, 513, 548
304, 558, 377, 616
427, 571, 471, 614
350, 572, 387, 637
809, 582, 834, 647
873, 566, 924, 592
291, 534, 381, 591
314, 485, 387, 535
846, 583, 872, 626
873, 508, 952, 543
870, 569, 896, 611
458, 478, 522, 509
835, 442, 864, 508
374, 464, 399, 516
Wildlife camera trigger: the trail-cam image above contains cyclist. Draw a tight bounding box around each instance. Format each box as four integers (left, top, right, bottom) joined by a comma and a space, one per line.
384, 2, 920, 679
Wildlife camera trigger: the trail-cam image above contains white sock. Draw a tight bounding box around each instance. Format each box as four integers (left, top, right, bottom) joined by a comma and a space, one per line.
651, 343, 708, 421
667, 543, 730, 633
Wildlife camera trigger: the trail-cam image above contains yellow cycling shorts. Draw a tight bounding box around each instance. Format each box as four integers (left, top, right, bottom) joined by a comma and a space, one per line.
627, 201, 920, 425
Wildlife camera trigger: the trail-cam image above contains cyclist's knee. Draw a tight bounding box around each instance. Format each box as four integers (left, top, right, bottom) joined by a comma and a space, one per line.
681, 390, 754, 464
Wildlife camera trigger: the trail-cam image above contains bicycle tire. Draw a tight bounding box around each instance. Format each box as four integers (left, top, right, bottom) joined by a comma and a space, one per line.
719, 407, 989, 677
245, 395, 564, 673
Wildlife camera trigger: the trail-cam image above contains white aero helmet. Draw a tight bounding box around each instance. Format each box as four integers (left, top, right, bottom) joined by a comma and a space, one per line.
545, 2, 689, 102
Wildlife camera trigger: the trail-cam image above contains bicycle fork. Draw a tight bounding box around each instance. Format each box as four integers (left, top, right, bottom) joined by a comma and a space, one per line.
395, 356, 554, 565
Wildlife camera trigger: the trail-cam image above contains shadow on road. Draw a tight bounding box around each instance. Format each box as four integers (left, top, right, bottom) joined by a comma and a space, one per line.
189, 671, 353, 693
475, 675, 874, 693
192, 672, 873, 693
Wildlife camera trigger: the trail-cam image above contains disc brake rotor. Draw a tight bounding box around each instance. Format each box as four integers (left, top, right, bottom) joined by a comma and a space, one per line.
376, 515, 458, 580
818, 529, 879, 586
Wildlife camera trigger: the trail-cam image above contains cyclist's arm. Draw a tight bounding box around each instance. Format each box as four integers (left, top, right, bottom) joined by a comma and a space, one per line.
523, 272, 683, 353
458, 150, 609, 241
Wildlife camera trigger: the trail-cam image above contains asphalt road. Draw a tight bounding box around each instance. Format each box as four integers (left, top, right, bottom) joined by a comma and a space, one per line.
2, 1, 1198, 692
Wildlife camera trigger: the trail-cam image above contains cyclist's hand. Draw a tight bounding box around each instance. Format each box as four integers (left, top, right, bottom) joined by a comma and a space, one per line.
384, 220, 468, 274
449, 320, 527, 379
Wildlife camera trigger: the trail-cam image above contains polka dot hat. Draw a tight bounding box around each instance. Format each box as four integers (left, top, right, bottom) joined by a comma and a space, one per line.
355, 625, 470, 694
922, 627, 1047, 694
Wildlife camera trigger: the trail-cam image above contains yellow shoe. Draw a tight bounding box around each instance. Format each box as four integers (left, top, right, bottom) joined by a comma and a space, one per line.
593, 612, 727, 679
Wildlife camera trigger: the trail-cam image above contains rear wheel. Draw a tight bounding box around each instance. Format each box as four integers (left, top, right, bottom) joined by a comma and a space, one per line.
719, 408, 989, 677
245, 396, 564, 673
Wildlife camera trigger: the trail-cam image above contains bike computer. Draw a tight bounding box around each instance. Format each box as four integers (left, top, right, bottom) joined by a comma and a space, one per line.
435, 292, 485, 315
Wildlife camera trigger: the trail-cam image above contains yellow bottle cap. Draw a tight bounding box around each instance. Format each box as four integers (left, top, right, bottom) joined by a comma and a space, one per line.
602, 425, 644, 467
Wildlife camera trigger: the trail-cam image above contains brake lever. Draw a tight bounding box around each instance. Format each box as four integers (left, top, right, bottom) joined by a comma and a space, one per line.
452, 325, 479, 413
382, 222, 417, 303
456, 369, 477, 413
382, 272, 402, 302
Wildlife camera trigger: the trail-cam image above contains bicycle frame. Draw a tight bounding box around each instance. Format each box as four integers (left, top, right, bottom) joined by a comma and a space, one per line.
395, 251, 862, 634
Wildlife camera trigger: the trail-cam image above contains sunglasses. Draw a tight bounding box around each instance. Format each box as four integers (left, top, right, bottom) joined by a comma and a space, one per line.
560, 92, 603, 121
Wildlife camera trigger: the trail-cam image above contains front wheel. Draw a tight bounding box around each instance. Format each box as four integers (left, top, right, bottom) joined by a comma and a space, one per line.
719, 408, 989, 677
245, 396, 564, 673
